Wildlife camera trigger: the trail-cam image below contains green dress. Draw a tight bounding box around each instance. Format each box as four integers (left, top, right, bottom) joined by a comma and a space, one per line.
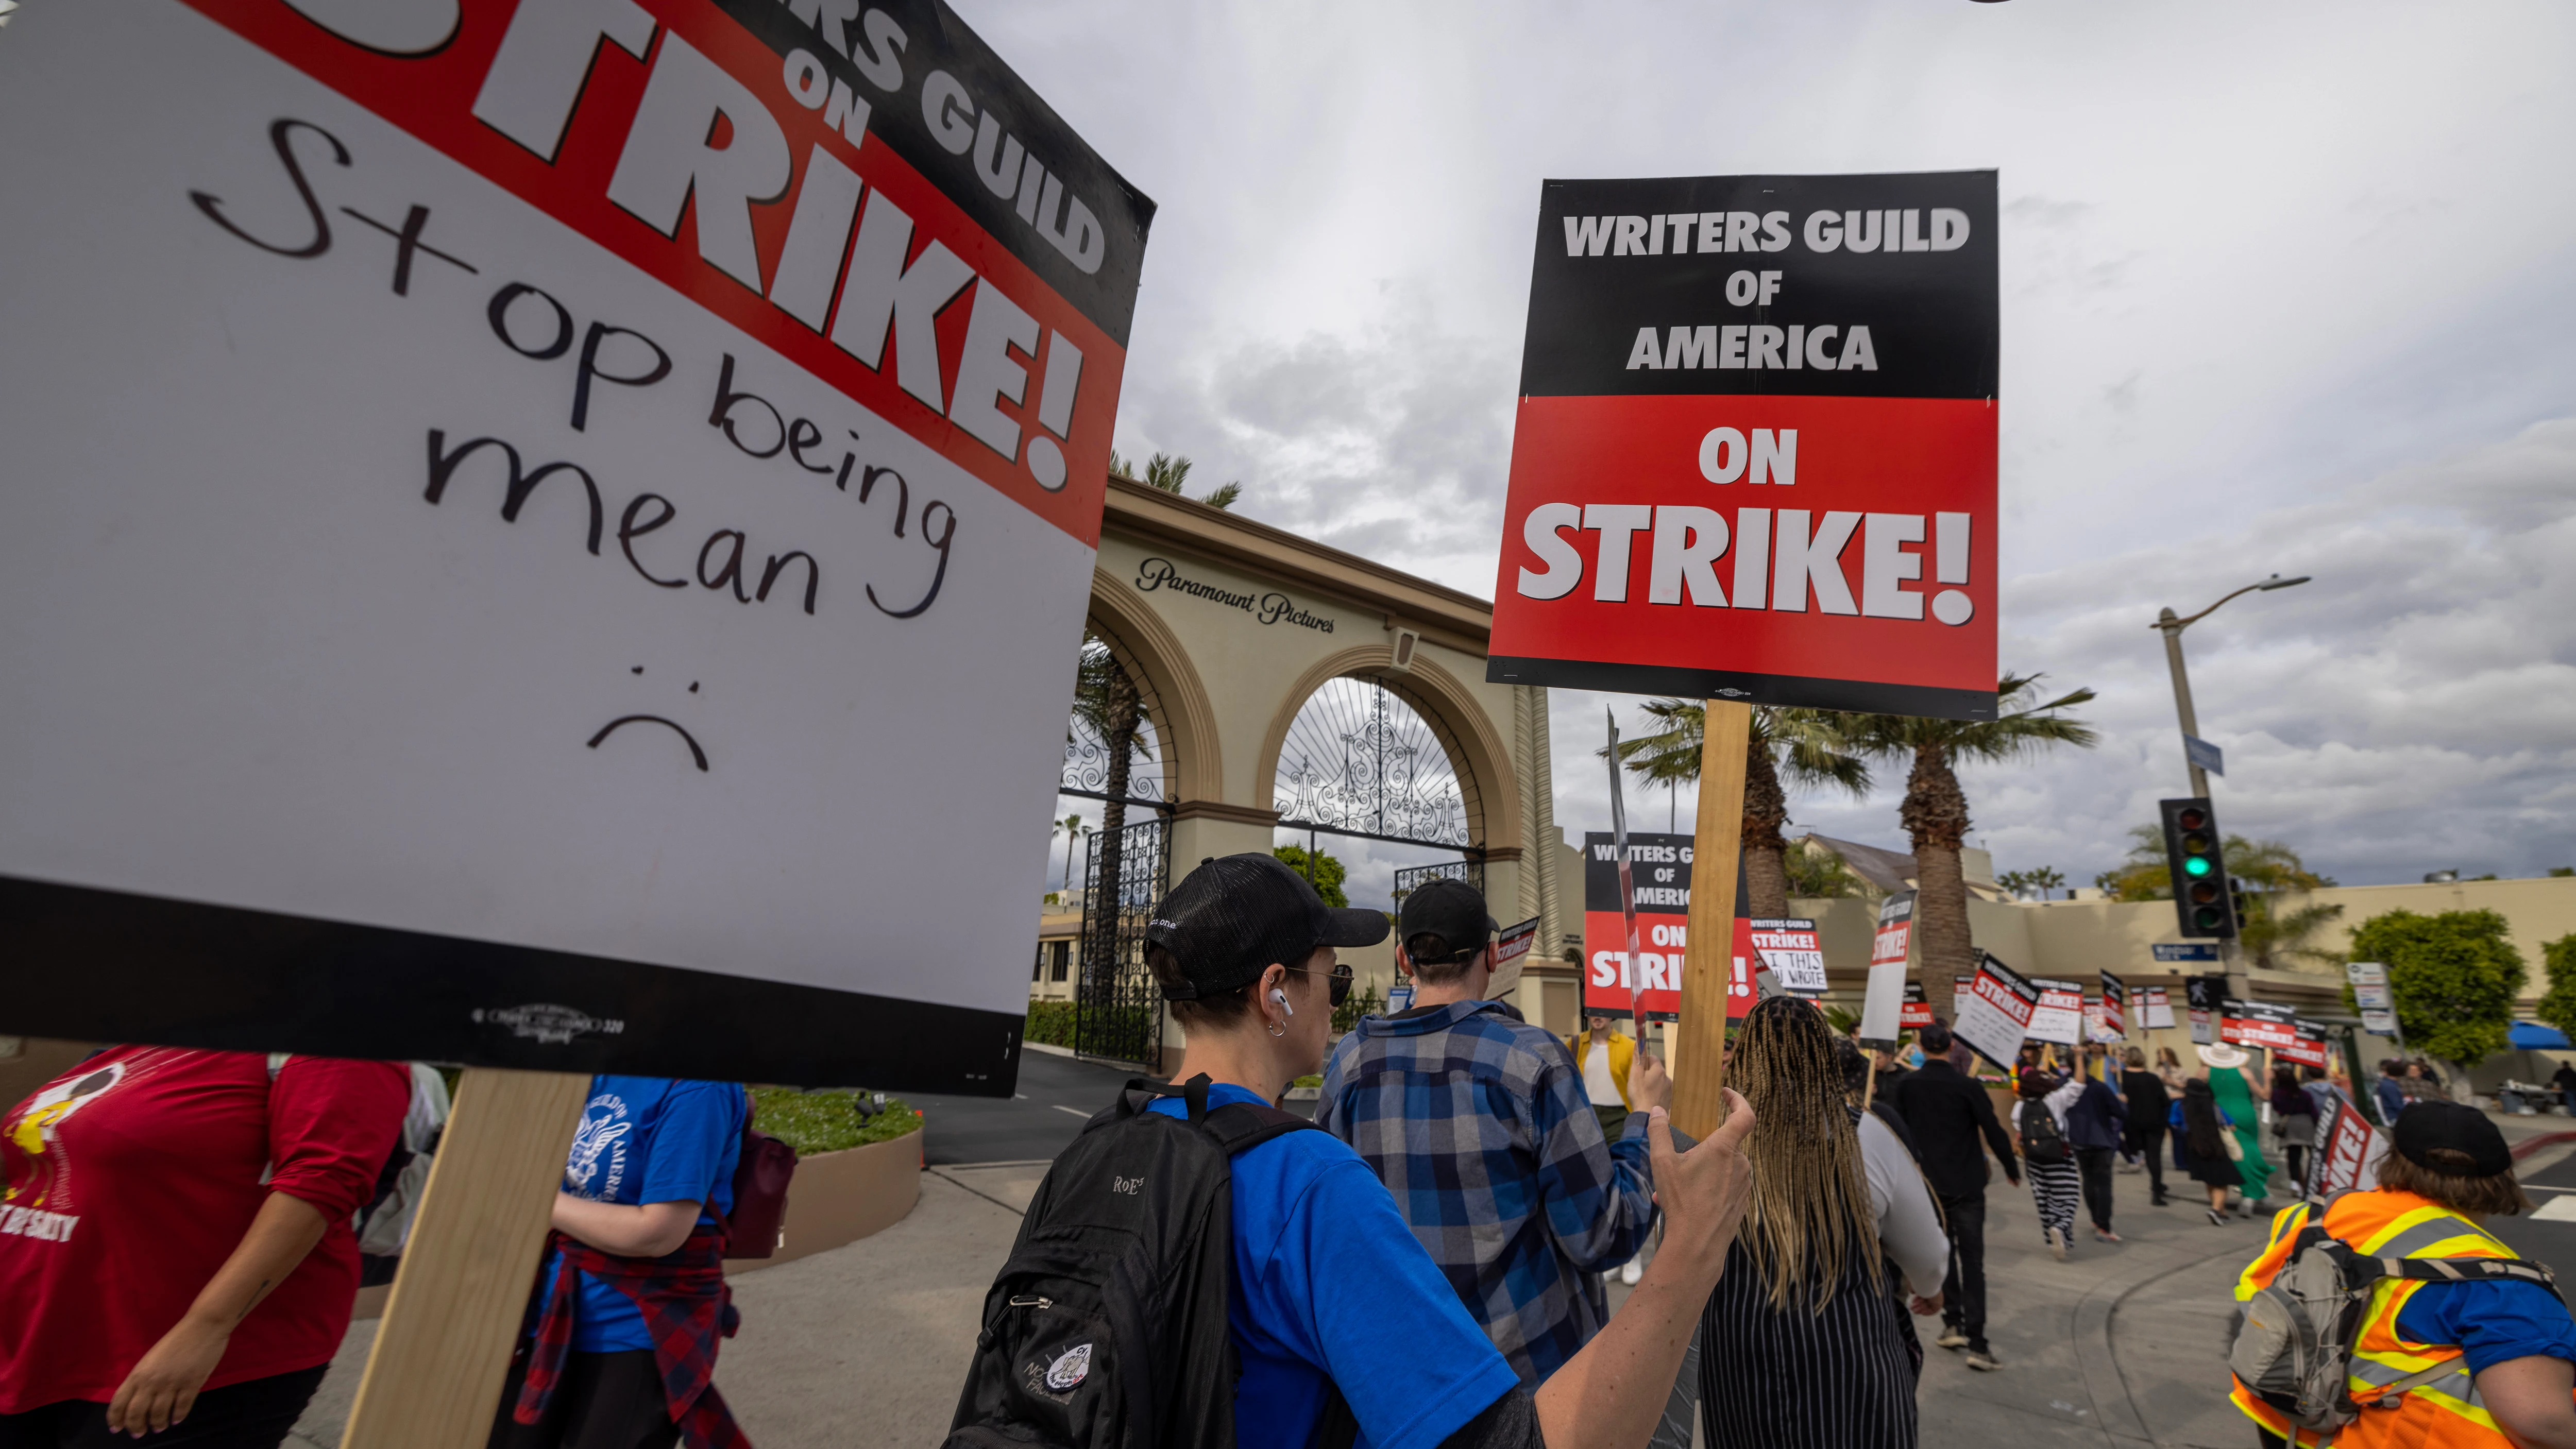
2210, 1067, 2273, 1202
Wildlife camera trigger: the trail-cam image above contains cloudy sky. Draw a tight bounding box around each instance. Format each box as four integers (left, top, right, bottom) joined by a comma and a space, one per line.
998, 0, 2576, 902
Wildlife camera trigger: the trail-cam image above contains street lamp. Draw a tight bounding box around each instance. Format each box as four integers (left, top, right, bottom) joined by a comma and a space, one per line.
2151, 573, 2309, 798
2151, 572, 2308, 997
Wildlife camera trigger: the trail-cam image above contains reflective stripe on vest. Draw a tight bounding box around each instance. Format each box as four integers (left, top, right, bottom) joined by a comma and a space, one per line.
2338, 1192, 2513, 1448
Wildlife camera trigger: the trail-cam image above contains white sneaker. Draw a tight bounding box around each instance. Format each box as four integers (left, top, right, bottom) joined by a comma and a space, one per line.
1620, 1258, 1642, 1286
2048, 1225, 2068, 1261
1936, 1327, 1970, 1350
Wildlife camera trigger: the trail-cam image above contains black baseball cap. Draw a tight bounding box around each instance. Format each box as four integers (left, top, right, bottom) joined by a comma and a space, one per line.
1144, 854, 1388, 1000
1397, 878, 1497, 964
2393, 1100, 2513, 1179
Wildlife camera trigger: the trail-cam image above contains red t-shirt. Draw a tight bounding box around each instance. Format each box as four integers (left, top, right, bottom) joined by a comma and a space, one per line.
0, 1046, 409, 1411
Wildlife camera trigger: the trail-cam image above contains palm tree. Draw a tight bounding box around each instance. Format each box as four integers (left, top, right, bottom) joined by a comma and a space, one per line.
1071, 634, 1149, 977
2098, 828, 2343, 971
1840, 674, 2098, 986
1109, 449, 1241, 509
1054, 814, 1084, 895
1606, 703, 1872, 916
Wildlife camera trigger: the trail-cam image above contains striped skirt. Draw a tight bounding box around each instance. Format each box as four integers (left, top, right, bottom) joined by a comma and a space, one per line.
1697, 1240, 1921, 1449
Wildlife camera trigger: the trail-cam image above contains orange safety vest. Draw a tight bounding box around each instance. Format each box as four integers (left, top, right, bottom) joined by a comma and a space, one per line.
2230, 1189, 2534, 1447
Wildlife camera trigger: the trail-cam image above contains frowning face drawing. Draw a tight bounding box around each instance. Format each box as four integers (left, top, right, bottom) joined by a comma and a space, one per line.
586, 666, 708, 772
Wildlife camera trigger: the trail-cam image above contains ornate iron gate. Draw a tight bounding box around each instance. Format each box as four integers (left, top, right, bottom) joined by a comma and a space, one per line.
1074, 815, 1170, 1070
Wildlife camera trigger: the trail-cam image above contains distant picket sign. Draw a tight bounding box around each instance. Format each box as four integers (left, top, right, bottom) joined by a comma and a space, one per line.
0, 0, 1150, 1090
1488, 172, 1998, 720
1953, 952, 2039, 1068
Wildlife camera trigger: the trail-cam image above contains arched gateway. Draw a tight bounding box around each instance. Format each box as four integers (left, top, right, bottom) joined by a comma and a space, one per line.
1040, 475, 1571, 1066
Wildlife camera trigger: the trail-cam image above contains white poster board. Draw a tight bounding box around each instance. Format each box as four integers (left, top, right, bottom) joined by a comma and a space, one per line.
2140, 986, 2176, 1030
0, 0, 1150, 1090
2026, 979, 2087, 1046
1954, 953, 2039, 1068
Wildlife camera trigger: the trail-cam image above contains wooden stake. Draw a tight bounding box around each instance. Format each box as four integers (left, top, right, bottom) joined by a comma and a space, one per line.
343, 1068, 590, 1449
1671, 700, 1752, 1141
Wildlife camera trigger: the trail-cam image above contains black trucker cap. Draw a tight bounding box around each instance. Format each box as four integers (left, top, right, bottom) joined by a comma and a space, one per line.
2393, 1100, 2513, 1179
1144, 853, 1390, 1000
1397, 878, 1497, 964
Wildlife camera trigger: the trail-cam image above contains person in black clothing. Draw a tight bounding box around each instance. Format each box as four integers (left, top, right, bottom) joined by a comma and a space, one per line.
2064, 1069, 2127, 1243
1891, 1022, 2019, 1372
2118, 1047, 2172, 1206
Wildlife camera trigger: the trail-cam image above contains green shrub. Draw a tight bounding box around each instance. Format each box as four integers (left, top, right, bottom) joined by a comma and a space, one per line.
749, 1087, 920, 1155
2348, 908, 2524, 1069
2534, 933, 2576, 1046
1025, 1000, 1079, 1048
1333, 982, 1385, 1034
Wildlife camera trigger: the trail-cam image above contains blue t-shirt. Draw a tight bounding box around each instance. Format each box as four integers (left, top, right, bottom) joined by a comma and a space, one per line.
1145, 1084, 1521, 1449
2395, 1278, 2576, 1374
551, 1075, 746, 1352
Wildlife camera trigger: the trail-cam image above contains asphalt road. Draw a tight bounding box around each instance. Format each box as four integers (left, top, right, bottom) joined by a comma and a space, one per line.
907, 1049, 1159, 1165
2486, 1137, 2576, 1287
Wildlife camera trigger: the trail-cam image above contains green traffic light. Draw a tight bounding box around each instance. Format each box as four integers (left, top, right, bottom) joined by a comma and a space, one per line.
2183, 857, 2213, 877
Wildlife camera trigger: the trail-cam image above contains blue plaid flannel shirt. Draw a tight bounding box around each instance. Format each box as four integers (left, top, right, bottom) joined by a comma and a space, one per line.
1316, 999, 1655, 1386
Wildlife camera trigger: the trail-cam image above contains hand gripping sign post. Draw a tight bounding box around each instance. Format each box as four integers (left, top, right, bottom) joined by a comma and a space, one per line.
1490, 172, 1998, 1139
0, 2, 1148, 1442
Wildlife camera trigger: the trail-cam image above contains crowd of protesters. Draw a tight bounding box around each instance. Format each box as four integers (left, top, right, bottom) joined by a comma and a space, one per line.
8, 855, 2573, 1449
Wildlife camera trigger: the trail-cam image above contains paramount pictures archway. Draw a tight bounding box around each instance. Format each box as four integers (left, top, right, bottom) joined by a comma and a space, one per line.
1058, 475, 1571, 1066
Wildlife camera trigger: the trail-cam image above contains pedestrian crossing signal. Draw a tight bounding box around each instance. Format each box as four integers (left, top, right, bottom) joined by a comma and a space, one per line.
2160, 798, 2238, 939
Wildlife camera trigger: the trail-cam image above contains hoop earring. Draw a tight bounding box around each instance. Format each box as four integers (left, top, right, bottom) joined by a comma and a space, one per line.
1266, 1018, 1288, 1038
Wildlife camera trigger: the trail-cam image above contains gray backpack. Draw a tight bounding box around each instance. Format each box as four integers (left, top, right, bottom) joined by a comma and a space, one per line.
2227, 1193, 2559, 1433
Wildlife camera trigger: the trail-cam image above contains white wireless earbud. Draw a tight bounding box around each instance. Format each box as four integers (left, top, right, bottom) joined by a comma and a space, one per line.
1273, 988, 1294, 1017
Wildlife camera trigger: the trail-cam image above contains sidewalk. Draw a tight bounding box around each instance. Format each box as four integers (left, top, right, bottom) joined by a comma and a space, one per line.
302, 1133, 2557, 1449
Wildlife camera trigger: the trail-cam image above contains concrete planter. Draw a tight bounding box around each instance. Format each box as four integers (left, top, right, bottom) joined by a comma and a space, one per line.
726, 1126, 924, 1271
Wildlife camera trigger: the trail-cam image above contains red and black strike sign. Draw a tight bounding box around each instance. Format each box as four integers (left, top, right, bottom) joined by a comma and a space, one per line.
1487, 173, 1998, 720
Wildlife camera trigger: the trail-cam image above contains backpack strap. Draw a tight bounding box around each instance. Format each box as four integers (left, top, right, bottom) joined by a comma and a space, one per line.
1204, 1101, 1325, 1156
1114, 1073, 1216, 1124
2378, 1254, 2562, 1299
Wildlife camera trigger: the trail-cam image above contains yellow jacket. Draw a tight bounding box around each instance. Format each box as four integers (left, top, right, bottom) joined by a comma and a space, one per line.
1565, 1027, 1635, 1110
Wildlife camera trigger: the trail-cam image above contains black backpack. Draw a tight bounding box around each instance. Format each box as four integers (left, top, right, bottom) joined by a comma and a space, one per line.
2020, 1099, 2070, 1166
944, 1075, 1349, 1449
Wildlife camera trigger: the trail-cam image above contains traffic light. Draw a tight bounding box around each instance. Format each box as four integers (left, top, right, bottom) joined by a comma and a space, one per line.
2159, 797, 2238, 939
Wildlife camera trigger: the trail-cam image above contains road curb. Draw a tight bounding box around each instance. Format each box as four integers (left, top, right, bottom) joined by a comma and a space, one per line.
2514, 1130, 2576, 1161
2073, 1224, 2258, 1445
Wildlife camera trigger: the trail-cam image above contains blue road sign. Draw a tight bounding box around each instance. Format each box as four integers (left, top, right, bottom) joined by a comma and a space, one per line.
2184, 734, 2226, 777
2154, 943, 2222, 962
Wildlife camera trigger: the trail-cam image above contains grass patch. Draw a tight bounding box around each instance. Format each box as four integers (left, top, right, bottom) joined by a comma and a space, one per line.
749, 1087, 920, 1155
1290, 1075, 1322, 1089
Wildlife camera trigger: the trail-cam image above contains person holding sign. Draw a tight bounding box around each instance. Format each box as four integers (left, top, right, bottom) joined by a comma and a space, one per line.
1566, 1014, 1640, 1141
2229, 1103, 2576, 1449
2203, 1046, 2277, 1213
1892, 1024, 2019, 1373
492, 1077, 747, 1449
0, 1048, 407, 1447
1136, 855, 1758, 1449
1697, 998, 1943, 1449
1321, 879, 1660, 1384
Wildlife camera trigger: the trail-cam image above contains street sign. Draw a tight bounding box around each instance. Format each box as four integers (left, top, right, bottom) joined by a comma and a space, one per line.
2348, 961, 2388, 987
2186, 973, 2227, 1045
2350, 962, 2400, 1037
1486, 172, 1999, 720
2183, 734, 2226, 778
0, 0, 1149, 1090
2154, 943, 2223, 962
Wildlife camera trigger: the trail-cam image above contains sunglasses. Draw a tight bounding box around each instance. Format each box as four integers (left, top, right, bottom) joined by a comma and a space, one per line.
1291, 961, 1354, 1008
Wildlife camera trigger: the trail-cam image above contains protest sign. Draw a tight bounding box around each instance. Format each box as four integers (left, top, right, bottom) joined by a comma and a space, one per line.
2139, 985, 2176, 1030
1584, 831, 1693, 1020
1954, 953, 2039, 1067
1900, 981, 1934, 1031
1954, 974, 1975, 1022
1485, 916, 1543, 1001
2099, 973, 2127, 1037
2276, 1022, 2331, 1070
1486, 172, 1999, 720
2221, 1000, 2304, 1053
1750, 918, 1826, 995
0, 0, 1149, 1092
2313, 1092, 2388, 1195
1856, 890, 1914, 1044
2026, 979, 2087, 1046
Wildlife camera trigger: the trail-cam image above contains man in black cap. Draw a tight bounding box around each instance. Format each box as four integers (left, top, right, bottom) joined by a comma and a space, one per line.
1122, 853, 1754, 1449
2229, 1100, 2576, 1448
1315, 877, 1664, 1387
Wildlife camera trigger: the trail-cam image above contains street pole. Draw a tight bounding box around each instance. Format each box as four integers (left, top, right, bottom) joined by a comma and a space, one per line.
2151, 574, 2310, 1003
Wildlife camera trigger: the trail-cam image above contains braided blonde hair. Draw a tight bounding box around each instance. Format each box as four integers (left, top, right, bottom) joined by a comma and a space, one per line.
1731, 996, 1877, 1313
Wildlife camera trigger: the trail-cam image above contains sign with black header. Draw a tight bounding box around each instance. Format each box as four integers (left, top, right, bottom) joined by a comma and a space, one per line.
1487, 171, 1998, 720
0, 0, 1149, 1092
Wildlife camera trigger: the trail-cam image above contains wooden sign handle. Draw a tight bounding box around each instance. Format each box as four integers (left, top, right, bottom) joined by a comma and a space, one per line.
1671, 700, 1752, 1141
342, 1068, 590, 1449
